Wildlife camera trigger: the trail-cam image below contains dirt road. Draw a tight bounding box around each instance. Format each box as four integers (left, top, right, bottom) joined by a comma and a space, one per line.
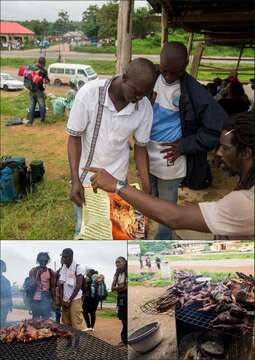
128, 258, 254, 275
7, 308, 121, 345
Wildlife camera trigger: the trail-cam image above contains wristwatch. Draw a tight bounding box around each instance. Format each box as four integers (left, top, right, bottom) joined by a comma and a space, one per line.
115, 179, 128, 195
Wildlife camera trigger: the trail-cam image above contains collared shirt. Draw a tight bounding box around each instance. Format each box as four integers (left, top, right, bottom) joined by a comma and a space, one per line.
59, 261, 83, 301
199, 186, 254, 239
148, 75, 186, 180
67, 79, 153, 184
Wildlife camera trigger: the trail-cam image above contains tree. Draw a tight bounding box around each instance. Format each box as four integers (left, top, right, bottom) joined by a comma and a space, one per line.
53, 10, 71, 34
81, 5, 99, 38
132, 7, 160, 39
96, 1, 119, 40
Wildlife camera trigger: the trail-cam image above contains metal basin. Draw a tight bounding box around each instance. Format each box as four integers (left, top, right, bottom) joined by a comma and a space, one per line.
128, 321, 162, 353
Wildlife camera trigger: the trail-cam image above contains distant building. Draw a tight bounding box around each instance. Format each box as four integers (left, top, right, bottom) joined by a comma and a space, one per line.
62, 31, 89, 44
128, 244, 141, 256
0, 22, 34, 48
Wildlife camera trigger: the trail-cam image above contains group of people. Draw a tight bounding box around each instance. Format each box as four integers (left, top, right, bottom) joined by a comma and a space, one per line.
206, 76, 251, 115
67, 41, 254, 240
0, 251, 128, 346
139, 256, 161, 271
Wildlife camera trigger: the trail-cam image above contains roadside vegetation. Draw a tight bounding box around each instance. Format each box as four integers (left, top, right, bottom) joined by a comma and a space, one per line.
128, 270, 238, 287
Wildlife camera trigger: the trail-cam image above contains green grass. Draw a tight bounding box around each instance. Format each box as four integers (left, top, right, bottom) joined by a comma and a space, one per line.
1, 56, 252, 82
128, 270, 241, 287
1, 58, 116, 76
71, 33, 254, 57
1, 179, 73, 240
105, 291, 117, 304
96, 309, 117, 319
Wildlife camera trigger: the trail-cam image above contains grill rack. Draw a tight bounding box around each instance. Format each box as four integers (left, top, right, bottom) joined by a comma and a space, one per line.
0, 324, 127, 360
140, 298, 176, 315
175, 303, 215, 329
175, 303, 254, 339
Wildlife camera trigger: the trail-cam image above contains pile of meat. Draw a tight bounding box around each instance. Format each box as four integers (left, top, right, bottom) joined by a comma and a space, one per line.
0, 320, 72, 343
148, 271, 254, 335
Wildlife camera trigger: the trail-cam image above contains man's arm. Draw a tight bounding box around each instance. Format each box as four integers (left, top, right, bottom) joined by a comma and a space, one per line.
69, 274, 83, 302
67, 135, 85, 206
87, 168, 210, 233
134, 144, 151, 194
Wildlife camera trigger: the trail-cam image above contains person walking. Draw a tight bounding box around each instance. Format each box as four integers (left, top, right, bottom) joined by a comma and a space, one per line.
112, 257, 127, 346
59, 248, 86, 331
145, 256, 152, 271
155, 256, 161, 270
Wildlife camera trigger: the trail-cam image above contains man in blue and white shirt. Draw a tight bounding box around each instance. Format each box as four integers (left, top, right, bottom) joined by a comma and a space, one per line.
148, 42, 225, 239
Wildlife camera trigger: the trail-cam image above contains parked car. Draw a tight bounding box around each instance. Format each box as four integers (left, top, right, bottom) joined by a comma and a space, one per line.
48, 63, 97, 87
0, 73, 24, 90
240, 247, 252, 252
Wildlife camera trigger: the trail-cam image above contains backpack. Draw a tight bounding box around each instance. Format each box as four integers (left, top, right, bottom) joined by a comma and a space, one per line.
0, 156, 45, 203
20, 65, 43, 90
91, 275, 108, 301
0, 156, 28, 203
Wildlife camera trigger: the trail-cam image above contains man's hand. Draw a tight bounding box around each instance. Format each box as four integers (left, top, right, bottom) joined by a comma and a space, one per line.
62, 300, 71, 309
160, 140, 182, 162
84, 167, 117, 193
70, 180, 85, 206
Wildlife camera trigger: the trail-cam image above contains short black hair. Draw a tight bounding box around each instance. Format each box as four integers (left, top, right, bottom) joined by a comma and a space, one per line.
36, 252, 50, 264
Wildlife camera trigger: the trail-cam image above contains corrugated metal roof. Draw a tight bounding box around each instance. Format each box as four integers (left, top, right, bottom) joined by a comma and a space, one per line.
0, 22, 34, 35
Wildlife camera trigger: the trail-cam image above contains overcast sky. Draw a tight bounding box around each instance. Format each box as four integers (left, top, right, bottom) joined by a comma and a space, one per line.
1, 241, 127, 287
1, 1, 148, 22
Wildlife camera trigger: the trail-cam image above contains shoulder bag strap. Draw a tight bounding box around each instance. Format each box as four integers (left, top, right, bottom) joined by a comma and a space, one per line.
80, 78, 112, 183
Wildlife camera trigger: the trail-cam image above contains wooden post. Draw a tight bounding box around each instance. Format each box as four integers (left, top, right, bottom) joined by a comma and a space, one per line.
235, 46, 244, 74
190, 42, 204, 78
116, 0, 134, 74
187, 32, 194, 56
161, 6, 168, 47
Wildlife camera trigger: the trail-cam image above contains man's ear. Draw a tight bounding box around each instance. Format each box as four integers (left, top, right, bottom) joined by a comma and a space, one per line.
122, 73, 128, 82
242, 147, 252, 160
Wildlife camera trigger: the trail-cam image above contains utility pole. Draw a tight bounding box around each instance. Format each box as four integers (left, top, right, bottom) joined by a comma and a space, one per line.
116, 0, 134, 74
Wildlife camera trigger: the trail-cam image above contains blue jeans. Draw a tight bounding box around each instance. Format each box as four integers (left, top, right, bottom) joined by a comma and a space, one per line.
74, 205, 82, 236
150, 174, 184, 240
28, 90, 46, 124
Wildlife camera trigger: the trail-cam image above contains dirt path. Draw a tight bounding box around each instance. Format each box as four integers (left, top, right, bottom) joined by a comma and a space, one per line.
128, 259, 254, 275
128, 286, 177, 359
7, 308, 121, 346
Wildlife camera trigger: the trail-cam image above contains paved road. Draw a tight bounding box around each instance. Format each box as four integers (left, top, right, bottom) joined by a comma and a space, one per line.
1, 47, 253, 64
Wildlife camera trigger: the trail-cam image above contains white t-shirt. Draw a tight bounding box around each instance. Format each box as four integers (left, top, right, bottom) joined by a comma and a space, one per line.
147, 75, 186, 180
59, 262, 83, 301
199, 187, 254, 239
67, 79, 153, 184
